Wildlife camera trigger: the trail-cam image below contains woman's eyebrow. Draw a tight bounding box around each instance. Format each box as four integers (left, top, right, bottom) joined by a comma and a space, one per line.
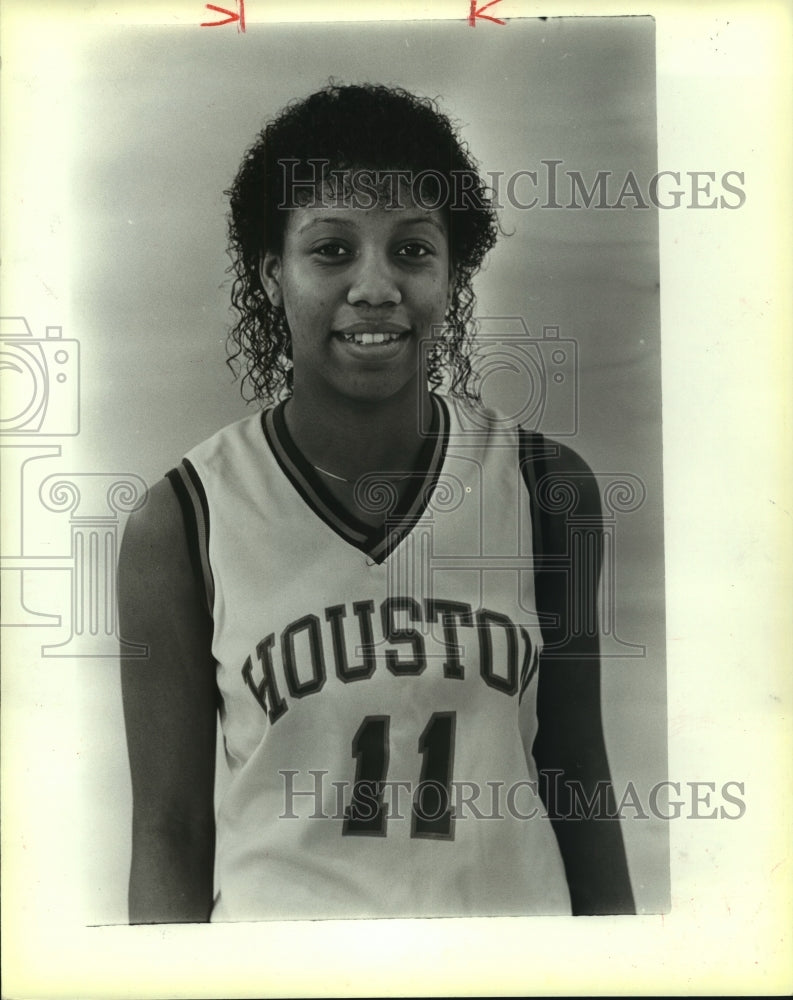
295, 216, 357, 234
295, 213, 446, 236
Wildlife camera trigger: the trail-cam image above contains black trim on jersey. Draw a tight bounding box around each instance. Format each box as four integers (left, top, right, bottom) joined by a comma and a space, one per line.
518, 428, 562, 643
518, 426, 604, 652
262, 394, 449, 564
165, 458, 215, 614
518, 428, 556, 565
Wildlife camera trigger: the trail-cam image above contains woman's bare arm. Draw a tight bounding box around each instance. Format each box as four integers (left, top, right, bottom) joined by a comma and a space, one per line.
527, 437, 635, 915
118, 478, 217, 923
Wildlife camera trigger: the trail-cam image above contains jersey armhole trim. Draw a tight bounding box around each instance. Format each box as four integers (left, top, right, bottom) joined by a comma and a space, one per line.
165, 458, 215, 616
518, 427, 548, 563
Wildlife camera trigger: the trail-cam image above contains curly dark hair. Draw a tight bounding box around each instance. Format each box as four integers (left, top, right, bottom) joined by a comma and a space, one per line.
225, 82, 499, 404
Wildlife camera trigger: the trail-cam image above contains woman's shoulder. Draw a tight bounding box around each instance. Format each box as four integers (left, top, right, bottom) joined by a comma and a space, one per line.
119, 469, 216, 637
119, 477, 189, 577
517, 427, 601, 521
519, 427, 596, 475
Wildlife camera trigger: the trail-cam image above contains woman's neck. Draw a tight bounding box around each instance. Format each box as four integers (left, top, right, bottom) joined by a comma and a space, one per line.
284, 383, 434, 482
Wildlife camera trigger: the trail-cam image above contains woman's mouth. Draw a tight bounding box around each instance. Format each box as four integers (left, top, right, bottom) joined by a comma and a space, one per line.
338, 330, 406, 346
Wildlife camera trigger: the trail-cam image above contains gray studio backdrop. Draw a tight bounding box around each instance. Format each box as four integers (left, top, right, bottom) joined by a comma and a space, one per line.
70, 16, 668, 921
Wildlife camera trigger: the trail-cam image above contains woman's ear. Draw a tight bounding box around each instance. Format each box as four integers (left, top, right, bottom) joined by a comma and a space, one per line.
259, 252, 283, 308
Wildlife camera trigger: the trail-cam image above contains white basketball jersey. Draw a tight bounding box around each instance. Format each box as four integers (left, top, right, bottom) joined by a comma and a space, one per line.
168, 394, 571, 920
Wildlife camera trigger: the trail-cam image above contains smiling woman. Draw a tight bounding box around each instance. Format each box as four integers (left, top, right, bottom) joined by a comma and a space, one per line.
118, 82, 635, 923
260, 201, 450, 413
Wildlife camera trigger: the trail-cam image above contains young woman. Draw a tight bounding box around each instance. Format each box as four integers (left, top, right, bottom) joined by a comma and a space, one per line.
119, 83, 634, 922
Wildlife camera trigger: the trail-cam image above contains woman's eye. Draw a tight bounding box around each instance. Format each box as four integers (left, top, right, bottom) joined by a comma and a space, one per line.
397, 243, 432, 258
313, 243, 350, 258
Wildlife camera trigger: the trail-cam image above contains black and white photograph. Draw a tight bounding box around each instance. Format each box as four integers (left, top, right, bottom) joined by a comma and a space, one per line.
93, 15, 666, 924
1, 1, 790, 996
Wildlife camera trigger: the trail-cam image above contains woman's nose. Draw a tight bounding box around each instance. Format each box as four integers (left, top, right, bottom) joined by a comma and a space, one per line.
347, 251, 402, 307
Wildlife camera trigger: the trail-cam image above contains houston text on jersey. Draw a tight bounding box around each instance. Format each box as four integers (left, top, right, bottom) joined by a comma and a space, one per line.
240, 596, 539, 725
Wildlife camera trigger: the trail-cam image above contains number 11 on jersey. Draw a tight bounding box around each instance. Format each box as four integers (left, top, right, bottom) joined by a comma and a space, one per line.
343, 712, 457, 840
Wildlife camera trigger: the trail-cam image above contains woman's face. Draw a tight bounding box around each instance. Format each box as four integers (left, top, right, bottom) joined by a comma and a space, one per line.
260, 191, 452, 407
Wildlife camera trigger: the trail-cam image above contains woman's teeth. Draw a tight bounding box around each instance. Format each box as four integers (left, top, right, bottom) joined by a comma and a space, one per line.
342, 331, 403, 345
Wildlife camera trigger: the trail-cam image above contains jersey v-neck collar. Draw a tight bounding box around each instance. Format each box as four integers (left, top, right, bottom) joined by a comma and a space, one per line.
261, 394, 449, 564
